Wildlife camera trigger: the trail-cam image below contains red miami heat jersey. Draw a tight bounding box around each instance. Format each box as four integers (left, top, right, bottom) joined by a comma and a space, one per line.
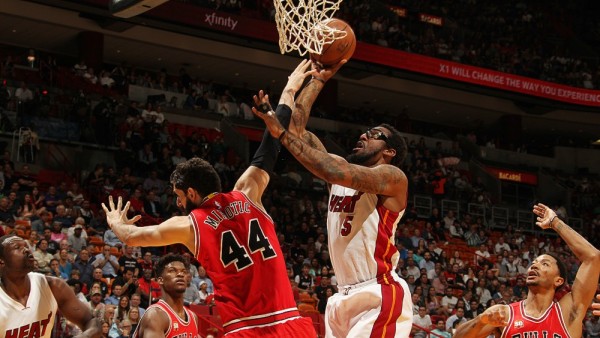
501, 301, 572, 338
133, 300, 199, 338
189, 191, 300, 334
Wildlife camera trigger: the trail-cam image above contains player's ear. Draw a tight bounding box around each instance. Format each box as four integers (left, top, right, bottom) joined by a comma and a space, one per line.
554, 276, 564, 289
383, 147, 396, 160
157, 276, 164, 285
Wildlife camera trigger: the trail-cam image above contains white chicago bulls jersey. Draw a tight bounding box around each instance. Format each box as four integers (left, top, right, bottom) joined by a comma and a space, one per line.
0, 272, 58, 338
327, 184, 404, 286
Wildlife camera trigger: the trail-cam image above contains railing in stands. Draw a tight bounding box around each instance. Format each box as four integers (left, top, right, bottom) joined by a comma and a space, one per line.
491, 206, 509, 228
196, 314, 225, 337
44, 142, 75, 175
441, 200, 460, 220
412, 322, 447, 338
414, 195, 433, 219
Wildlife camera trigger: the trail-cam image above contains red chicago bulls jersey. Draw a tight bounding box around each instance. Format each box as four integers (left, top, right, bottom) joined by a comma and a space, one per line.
501, 300, 572, 338
189, 191, 300, 334
133, 300, 199, 338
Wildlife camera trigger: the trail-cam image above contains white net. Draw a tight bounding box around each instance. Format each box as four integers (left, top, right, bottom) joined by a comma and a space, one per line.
274, 0, 346, 55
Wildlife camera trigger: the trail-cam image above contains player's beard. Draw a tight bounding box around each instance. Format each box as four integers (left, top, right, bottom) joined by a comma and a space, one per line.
346, 148, 376, 165
185, 199, 200, 214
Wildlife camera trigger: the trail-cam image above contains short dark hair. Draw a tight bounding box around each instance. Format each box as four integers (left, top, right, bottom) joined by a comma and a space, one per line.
379, 123, 407, 168
545, 252, 567, 290
155, 254, 190, 277
170, 157, 221, 195
0, 235, 18, 259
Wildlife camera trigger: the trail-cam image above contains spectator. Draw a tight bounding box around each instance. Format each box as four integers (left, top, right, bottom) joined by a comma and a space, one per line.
74, 248, 95, 287
494, 236, 511, 255
33, 238, 53, 273
445, 306, 467, 331
88, 289, 106, 318
104, 228, 123, 248
412, 306, 432, 338
118, 245, 140, 277
112, 268, 138, 297
130, 293, 146, 317
183, 274, 201, 305
441, 287, 458, 313
68, 224, 87, 253
586, 315, 600, 338
430, 319, 451, 338
93, 245, 120, 278
137, 268, 161, 306
67, 278, 88, 303
105, 284, 124, 306
197, 266, 214, 294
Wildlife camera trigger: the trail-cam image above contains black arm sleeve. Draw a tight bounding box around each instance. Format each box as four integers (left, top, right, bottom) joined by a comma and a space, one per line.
249, 104, 292, 175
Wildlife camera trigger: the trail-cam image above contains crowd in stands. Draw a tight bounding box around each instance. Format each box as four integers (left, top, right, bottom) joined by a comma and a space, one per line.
193, 0, 600, 90
0, 115, 598, 336
0, 8, 599, 334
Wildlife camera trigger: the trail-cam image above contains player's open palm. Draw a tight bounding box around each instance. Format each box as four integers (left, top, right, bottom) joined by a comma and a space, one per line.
312, 58, 347, 82
480, 304, 509, 327
284, 59, 317, 93
533, 203, 556, 229
102, 196, 141, 229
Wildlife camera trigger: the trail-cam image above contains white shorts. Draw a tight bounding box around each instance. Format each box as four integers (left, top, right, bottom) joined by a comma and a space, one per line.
325, 272, 413, 338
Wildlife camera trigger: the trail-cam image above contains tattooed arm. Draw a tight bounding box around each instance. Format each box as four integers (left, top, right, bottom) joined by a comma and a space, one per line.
288, 60, 346, 152
279, 132, 407, 199
253, 108, 407, 201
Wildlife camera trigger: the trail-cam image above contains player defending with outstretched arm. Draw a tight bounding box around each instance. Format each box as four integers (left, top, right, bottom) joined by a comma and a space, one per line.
133, 255, 199, 338
454, 203, 600, 338
0, 235, 101, 338
253, 59, 413, 337
103, 60, 317, 337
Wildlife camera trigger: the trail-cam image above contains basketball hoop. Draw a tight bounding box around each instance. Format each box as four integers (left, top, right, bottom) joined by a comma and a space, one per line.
274, 0, 346, 56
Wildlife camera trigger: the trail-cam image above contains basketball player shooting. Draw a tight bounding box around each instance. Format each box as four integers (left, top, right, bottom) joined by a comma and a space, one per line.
454, 203, 600, 338
253, 57, 414, 336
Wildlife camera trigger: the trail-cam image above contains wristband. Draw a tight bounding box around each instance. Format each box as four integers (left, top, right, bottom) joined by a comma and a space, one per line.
257, 102, 271, 113
278, 130, 287, 141
549, 215, 558, 228
311, 76, 326, 83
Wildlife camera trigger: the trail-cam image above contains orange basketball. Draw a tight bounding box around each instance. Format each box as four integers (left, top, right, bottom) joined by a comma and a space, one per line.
310, 18, 356, 68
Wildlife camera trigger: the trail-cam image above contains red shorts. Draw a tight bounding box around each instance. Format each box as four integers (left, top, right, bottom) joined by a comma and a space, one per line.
225, 317, 316, 338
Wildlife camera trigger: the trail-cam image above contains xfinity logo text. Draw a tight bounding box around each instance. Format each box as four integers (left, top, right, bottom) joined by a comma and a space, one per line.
205, 12, 238, 30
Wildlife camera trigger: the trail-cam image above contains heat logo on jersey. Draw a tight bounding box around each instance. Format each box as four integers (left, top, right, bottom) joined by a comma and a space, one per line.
5, 311, 53, 338
329, 192, 364, 213
204, 201, 251, 229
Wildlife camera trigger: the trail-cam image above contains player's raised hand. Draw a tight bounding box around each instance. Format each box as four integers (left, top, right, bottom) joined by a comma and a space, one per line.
253, 106, 286, 141
284, 59, 318, 93
311, 58, 347, 83
533, 203, 556, 230
479, 305, 509, 327
102, 196, 141, 230
252, 90, 272, 114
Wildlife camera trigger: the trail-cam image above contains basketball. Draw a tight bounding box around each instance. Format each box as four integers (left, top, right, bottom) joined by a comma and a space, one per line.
310, 18, 356, 68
